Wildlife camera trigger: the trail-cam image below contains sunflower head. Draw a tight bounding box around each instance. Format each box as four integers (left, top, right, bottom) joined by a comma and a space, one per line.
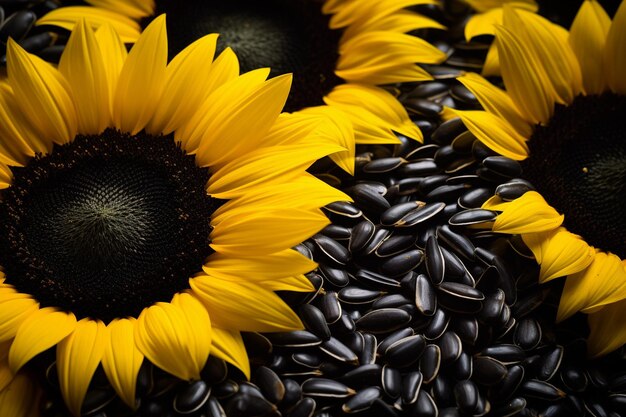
0, 15, 351, 416
452, 0, 626, 356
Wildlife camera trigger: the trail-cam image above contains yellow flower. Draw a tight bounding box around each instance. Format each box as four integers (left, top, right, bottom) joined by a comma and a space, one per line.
37, 0, 448, 173
452, 0, 626, 356
0, 16, 349, 415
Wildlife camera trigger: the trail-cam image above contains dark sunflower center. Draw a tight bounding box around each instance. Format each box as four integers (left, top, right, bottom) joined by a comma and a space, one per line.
151, 0, 343, 112
0, 129, 216, 322
522, 93, 626, 258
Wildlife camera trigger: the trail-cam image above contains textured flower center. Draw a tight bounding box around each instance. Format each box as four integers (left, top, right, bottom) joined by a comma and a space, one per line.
0, 129, 216, 321
522, 93, 626, 258
152, 0, 342, 111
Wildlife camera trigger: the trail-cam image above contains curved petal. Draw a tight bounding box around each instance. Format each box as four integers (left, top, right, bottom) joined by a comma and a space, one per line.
0, 342, 13, 392
94, 23, 127, 117
210, 209, 330, 255
37, 6, 141, 43
492, 191, 563, 234
210, 328, 250, 380
207, 143, 345, 199
212, 174, 351, 222
457, 72, 532, 138
336, 31, 444, 83
494, 24, 555, 124
464, 0, 537, 13
522, 227, 596, 283
0, 84, 39, 163
263, 275, 316, 293
202, 249, 317, 282
449, 109, 529, 160
57, 319, 107, 417
0, 371, 42, 417
604, 0, 626, 94
190, 276, 303, 332
558, 252, 626, 321
195, 74, 292, 168
0, 287, 39, 344
9, 307, 76, 373
102, 318, 143, 409
58, 19, 110, 134
7, 39, 77, 146
588, 298, 626, 357
86, 0, 155, 19
326, 0, 436, 28
147, 34, 219, 135
177, 68, 269, 154
300, 106, 356, 174
135, 293, 210, 381
569, 0, 610, 94
113, 15, 167, 135
502, 6, 582, 104
325, 84, 422, 141
343, 10, 444, 43
466, 8, 503, 39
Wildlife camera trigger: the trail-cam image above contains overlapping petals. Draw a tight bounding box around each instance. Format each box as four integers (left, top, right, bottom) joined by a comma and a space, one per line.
36, 0, 447, 173
0, 16, 347, 414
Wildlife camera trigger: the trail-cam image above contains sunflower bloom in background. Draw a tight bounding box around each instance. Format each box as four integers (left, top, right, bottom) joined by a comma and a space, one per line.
38, 0, 448, 173
0, 15, 350, 416
450, 0, 626, 357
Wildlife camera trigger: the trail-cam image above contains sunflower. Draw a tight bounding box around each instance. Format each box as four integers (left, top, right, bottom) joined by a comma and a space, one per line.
450, 0, 626, 357
0, 15, 349, 416
37, 0, 448, 173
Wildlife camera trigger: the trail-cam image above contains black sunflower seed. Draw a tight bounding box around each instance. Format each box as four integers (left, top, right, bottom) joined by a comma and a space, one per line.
301, 378, 355, 398
402, 371, 424, 405
342, 387, 382, 413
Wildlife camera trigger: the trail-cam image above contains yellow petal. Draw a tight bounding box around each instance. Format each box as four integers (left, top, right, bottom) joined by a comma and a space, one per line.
57, 319, 107, 417
203, 249, 317, 282
299, 106, 356, 175
58, 19, 110, 134
147, 34, 219, 135
569, 0, 610, 94
212, 174, 351, 222
481, 44, 501, 77
343, 10, 444, 43
0, 84, 39, 163
502, 6, 582, 104
95, 23, 127, 117
37, 6, 141, 43
207, 143, 345, 199
464, 0, 537, 13
102, 318, 143, 409
0, 372, 42, 417
457, 72, 532, 138
325, 0, 436, 28
558, 252, 626, 322
113, 14, 167, 135
0, 290, 38, 343
604, 0, 626, 94
135, 293, 211, 381
176, 68, 269, 154
588, 299, 626, 357
263, 275, 316, 293
190, 277, 303, 332
493, 191, 564, 233
0, 342, 13, 392
465, 8, 503, 40
522, 227, 596, 283
9, 307, 76, 373
7, 39, 77, 146
449, 109, 529, 160
494, 24, 555, 124
211, 209, 330, 255
86, 0, 155, 19
210, 328, 250, 379
325, 84, 422, 141
336, 31, 444, 83
195, 74, 292, 168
